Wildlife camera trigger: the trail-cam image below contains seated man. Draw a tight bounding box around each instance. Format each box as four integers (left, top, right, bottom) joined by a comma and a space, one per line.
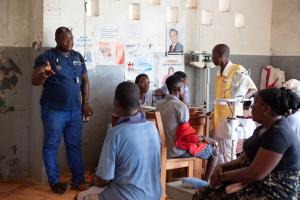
135, 73, 153, 107
157, 71, 190, 106
75, 81, 162, 200
156, 75, 218, 181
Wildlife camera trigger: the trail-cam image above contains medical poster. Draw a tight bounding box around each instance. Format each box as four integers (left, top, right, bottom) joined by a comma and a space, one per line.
124, 42, 155, 87
73, 36, 95, 69
116, 42, 125, 65
94, 41, 125, 66
95, 41, 116, 65
166, 24, 184, 55
94, 26, 124, 65
157, 55, 184, 87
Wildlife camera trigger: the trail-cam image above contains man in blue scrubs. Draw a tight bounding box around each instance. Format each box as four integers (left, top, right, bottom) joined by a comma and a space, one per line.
75, 81, 162, 200
31, 27, 93, 194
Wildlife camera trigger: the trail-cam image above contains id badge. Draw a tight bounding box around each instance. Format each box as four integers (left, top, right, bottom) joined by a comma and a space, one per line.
74, 77, 80, 84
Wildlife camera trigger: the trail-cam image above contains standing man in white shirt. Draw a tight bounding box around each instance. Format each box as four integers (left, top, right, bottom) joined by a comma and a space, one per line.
211, 44, 257, 163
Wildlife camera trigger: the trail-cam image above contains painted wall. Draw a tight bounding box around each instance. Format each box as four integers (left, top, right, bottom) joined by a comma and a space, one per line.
198, 0, 273, 55
270, 0, 300, 80
271, 0, 300, 56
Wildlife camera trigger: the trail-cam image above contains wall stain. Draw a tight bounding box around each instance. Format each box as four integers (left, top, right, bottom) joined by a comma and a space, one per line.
11, 145, 17, 155
0, 53, 23, 113
0, 157, 20, 180
0, 146, 20, 181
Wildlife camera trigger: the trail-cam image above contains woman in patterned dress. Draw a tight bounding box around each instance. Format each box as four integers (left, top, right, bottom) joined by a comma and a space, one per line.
193, 88, 300, 200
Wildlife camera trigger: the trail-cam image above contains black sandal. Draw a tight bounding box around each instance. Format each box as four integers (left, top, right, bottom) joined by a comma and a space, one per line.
50, 182, 68, 194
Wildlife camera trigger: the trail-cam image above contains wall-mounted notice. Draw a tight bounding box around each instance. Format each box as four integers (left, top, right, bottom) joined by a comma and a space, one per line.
157, 55, 184, 87
44, 0, 61, 16
99, 26, 121, 39
94, 26, 124, 65
127, 22, 141, 39
124, 42, 154, 87
95, 41, 116, 65
73, 36, 95, 69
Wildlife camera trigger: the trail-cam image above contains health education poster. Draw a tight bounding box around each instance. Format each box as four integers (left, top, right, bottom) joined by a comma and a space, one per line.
94, 26, 125, 66
156, 55, 184, 88
124, 22, 156, 88
73, 35, 95, 69
124, 42, 154, 88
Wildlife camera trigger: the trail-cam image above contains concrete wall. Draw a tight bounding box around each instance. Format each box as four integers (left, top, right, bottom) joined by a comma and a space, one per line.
270, 0, 300, 81
0, 0, 43, 181
0, 0, 32, 181
0, 0, 29, 47
0, 47, 31, 181
28, 0, 43, 47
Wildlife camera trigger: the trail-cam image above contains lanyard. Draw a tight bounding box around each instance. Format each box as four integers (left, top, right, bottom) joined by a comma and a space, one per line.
56, 54, 80, 84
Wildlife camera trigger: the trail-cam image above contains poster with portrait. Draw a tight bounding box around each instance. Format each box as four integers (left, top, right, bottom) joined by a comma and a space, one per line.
156, 55, 184, 88
166, 24, 184, 55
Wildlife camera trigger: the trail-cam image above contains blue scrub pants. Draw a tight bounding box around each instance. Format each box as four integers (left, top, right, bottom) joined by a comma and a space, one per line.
41, 107, 84, 185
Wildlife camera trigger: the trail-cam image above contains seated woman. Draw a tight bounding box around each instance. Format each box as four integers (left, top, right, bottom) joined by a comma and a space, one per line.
193, 88, 300, 200
135, 74, 153, 107
284, 83, 300, 142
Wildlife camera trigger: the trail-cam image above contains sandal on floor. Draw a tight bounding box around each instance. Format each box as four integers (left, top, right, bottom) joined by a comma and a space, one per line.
50, 182, 68, 194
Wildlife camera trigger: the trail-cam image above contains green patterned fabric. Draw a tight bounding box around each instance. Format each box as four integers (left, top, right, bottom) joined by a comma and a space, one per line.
192, 171, 300, 200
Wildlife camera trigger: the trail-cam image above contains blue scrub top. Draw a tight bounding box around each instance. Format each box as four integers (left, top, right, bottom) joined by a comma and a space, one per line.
34, 48, 87, 110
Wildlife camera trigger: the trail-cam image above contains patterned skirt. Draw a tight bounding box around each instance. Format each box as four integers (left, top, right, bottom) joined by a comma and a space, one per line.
192, 170, 300, 200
